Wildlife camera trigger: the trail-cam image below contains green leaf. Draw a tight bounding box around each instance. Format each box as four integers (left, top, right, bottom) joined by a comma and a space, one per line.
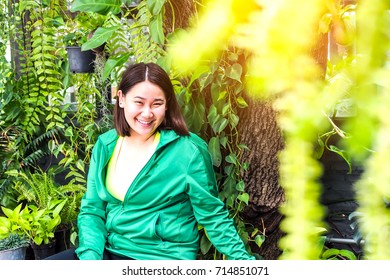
217, 91, 228, 102
237, 193, 249, 205
147, 0, 165, 15
189, 65, 209, 87
52, 200, 67, 217
222, 103, 230, 115
207, 105, 218, 124
65, 126, 73, 137
226, 63, 242, 82
76, 160, 85, 173
34, 236, 43, 246
328, 145, 352, 173
208, 137, 222, 167
102, 53, 131, 81
254, 235, 265, 248
321, 248, 356, 260
337, 249, 357, 260
200, 232, 212, 254
314, 137, 325, 159
230, 113, 239, 128
225, 153, 237, 165
19, 0, 40, 12
219, 136, 227, 148
216, 118, 228, 133
81, 26, 120, 51
228, 52, 239, 62
149, 13, 164, 45
70, 0, 122, 15
236, 96, 248, 108
236, 180, 245, 192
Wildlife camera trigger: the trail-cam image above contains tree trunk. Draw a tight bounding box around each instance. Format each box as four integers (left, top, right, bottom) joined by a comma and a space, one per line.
237, 31, 329, 260
237, 99, 285, 260
163, 0, 196, 34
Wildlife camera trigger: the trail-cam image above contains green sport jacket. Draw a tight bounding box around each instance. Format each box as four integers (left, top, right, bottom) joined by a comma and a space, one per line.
75, 129, 255, 260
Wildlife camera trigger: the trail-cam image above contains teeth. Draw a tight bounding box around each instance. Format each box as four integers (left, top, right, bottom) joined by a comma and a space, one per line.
137, 119, 152, 125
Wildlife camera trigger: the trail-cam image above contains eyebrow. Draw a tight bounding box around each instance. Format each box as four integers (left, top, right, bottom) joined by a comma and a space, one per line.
133, 96, 165, 102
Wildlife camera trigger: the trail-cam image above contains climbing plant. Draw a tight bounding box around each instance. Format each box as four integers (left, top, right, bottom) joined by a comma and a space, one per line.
1, 0, 67, 205
345, 0, 390, 259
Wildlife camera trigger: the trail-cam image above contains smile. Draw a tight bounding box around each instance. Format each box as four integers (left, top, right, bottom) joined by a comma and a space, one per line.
137, 119, 154, 125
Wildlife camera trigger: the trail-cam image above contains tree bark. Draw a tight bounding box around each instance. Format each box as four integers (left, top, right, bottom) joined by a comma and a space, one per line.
237, 99, 285, 260
237, 31, 328, 260
163, 0, 196, 34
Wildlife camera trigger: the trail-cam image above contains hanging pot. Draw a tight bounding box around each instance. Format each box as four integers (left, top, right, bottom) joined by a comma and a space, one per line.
66, 46, 96, 73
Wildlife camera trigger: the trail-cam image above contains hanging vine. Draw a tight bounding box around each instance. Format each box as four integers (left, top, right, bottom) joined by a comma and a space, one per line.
167, 0, 389, 260
345, 0, 390, 260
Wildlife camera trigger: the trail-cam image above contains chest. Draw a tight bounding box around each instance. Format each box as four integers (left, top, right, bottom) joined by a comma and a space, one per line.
115, 145, 154, 175
105, 137, 158, 201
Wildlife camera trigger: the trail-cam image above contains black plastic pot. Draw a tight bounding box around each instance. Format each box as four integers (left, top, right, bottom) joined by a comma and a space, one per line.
54, 225, 72, 253
31, 240, 56, 260
66, 46, 96, 73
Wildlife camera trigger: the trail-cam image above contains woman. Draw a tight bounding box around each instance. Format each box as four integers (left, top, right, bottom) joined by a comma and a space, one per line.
58, 62, 254, 260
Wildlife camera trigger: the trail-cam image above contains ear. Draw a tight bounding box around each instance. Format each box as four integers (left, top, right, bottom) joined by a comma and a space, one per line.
117, 90, 123, 99
117, 90, 124, 107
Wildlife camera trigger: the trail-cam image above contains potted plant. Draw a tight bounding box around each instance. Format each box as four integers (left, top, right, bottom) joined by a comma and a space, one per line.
0, 233, 30, 260
6, 168, 86, 253
66, 45, 96, 74
1, 200, 66, 260
0, 204, 29, 241
54, 180, 86, 252
0, 204, 30, 260
63, 11, 105, 73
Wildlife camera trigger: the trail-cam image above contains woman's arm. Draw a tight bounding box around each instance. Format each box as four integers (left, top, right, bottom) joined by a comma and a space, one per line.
75, 140, 108, 260
186, 136, 255, 260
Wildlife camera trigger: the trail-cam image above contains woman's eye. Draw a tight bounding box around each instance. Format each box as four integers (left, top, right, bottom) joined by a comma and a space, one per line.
153, 103, 163, 107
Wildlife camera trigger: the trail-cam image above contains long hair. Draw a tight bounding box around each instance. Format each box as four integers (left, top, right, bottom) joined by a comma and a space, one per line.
113, 62, 189, 137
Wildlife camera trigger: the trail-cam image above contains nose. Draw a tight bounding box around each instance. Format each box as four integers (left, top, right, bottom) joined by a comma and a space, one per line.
141, 107, 153, 118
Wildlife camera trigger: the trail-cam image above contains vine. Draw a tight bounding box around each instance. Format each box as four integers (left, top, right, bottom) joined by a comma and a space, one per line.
203, 50, 264, 258
346, 0, 390, 259
169, 33, 262, 260
52, 73, 101, 184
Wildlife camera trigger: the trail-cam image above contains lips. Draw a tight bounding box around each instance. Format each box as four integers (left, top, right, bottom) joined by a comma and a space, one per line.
137, 119, 154, 126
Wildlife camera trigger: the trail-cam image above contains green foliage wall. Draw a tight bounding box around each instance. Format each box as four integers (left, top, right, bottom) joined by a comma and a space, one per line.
3, 0, 388, 261
0, 0, 104, 203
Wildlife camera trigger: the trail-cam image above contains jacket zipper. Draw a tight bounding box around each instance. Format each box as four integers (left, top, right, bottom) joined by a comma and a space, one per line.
122, 149, 159, 203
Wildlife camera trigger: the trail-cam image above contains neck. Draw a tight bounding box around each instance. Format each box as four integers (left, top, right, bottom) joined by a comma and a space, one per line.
125, 132, 156, 147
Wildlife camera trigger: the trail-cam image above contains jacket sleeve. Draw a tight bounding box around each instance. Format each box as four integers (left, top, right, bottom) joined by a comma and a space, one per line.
186, 137, 255, 260
75, 139, 108, 260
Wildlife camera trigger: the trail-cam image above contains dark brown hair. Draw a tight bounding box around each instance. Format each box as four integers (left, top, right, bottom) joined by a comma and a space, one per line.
114, 62, 189, 137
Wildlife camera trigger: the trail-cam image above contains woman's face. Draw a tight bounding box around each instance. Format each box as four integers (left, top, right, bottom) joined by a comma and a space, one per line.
118, 81, 167, 139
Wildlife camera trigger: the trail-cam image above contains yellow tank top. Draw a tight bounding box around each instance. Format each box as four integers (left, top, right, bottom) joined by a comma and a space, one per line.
106, 132, 160, 201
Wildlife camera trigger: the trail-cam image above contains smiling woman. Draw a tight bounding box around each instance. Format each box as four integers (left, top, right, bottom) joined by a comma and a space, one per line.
117, 81, 167, 140
46, 62, 255, 260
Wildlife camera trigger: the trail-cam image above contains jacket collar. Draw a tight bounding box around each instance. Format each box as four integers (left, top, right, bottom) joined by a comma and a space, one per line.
99, 128, 181, 150
157, 129, 181, 148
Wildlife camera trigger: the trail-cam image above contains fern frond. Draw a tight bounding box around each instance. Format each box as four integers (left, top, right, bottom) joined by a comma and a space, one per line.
24, 127, 62, 153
